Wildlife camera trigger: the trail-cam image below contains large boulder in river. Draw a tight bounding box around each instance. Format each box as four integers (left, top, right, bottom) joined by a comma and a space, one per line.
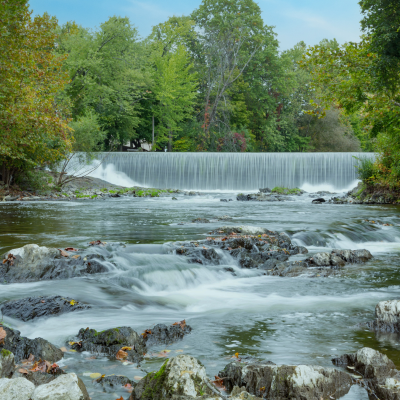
70, 326, 145, 363
307, 249, 373, 267
1, 296, 90, 321
366, 300, 400, 332
0, 377, 35, 400
142, 323, 192, 346
0, 325, 63, 363
132, 355, 215, 399
333, 348, 400, 400
31, 373, 89, 400
1, 244, 109, 283
218, 361, 352, 399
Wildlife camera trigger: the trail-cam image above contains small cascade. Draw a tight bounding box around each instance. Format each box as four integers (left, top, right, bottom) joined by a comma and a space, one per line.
97, 152, 375, 191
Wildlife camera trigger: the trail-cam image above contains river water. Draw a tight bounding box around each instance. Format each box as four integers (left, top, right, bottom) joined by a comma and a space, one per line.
1, 188, 400, 399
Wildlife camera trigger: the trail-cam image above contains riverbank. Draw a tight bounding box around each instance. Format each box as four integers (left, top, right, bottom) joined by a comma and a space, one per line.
0, 175, 187, 202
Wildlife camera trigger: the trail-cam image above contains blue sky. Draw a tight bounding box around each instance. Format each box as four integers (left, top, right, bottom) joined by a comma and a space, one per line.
30, 0, 363, 50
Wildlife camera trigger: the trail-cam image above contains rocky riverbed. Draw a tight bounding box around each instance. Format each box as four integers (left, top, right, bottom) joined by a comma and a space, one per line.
2, 184, 400, 400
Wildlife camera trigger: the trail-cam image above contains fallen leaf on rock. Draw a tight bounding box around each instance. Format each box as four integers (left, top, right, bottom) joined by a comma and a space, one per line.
30, 360, 51, 373
18, 368, 29, 374
59, 347, 68, 353
3, 253, 16, 266
72, 255, 80, 259
89, 373, 102, 379
0, 327, 6, 344
69, 341, 82, 347
58, 249, 69, 257
134, 376, 143, 381
121, 346, 133, 351
212, 376, 225, 390
116, 349, 128, 360
116, 397, 124, 400
70, 300, 76, 306
89, 240, 105, 246
234, 352, 239, 359
141, 329, 152, 338
65, 247, 78, 251
172, 319, 186, 330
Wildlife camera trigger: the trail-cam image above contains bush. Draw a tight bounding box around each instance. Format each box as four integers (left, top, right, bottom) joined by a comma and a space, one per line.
355, 157, 376, 183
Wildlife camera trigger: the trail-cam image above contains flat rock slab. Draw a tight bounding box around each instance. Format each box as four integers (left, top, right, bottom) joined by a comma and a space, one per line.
1, 296, 90, 321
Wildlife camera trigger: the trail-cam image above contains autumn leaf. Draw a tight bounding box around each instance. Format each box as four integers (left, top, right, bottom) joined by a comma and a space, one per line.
89, 240, 105, 246
70, 300, 76, 306
121, 346, 133, 351
58, 249, 69, 257
141, 329, 152, 338
65, 247, 78, 251
212, 376, 226, 390
172, 319, 186, 330
0, 327, 7, 344
3, 254, 16, 266
19, 368, 29, 374
235, 352, 239, 358
116, 349, 128, 360
116, 397, 124, 400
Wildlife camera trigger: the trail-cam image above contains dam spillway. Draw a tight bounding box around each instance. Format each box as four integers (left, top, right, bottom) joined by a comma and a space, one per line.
99, 152, 375, 191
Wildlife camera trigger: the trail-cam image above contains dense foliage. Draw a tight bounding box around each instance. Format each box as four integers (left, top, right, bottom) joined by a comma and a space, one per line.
3, 0, 387, 187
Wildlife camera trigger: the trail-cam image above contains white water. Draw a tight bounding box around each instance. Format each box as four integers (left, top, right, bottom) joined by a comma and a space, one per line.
94, 152, 375, 191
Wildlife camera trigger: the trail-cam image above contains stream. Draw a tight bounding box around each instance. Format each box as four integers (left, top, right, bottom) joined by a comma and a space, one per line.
1, 188, 400, 399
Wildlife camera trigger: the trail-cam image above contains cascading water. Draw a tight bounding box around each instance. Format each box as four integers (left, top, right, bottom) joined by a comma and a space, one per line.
95, 152, 376, 191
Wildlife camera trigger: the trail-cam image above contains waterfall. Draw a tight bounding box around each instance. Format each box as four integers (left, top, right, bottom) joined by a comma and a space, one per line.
94, 152, 375, 191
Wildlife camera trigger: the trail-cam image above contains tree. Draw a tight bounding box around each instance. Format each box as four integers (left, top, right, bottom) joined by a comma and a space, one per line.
0, 0, 72, 186
149, 17, 198, 150
57, 17, 152, 150
359, 0, 400, 92
191, 0, 268, 148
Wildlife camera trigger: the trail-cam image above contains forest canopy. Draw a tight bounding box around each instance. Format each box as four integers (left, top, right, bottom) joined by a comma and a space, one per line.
2, 0, 398, 188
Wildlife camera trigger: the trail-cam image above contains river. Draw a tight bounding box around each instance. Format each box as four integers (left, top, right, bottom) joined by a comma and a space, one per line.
1, 186, 400, 399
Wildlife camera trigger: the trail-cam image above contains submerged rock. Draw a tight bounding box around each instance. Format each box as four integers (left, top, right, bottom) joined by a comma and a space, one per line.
366, 300, 400, 332
192, 218, 211, 223
142, 323, 192, 346
132, 355, 215, 399
70, 326, 145, 363
1, 325, 63, 363
218, 361, 352, 399
1, 296, 90, 321
1, 244, 109, 283
31, 373, 90, 400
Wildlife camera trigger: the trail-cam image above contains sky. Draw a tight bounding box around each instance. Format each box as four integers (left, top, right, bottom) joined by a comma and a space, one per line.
29, 0, 363, 50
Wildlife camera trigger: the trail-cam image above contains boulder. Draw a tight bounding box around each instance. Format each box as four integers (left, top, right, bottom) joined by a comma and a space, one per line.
31, 373, 89, 400
0, 349, 15, 378
0, 377, 35, 400
312, 198, 326, 203
96, 374, 133, 392
231, 386, 262, 400
70, 326, 145, 363
218, 361, 352, 399
308, 249, 372, 267
366, 300, 400, 332
12, 369, 63, 386
132, 355, 215, 399
332, 347, 396, 381
142, 323, 192, 346
1, 296, 90, 321
192, 218, 211, 223
333, 348, 400, 399
1, 244, 109, 283
1, 325, 63, 363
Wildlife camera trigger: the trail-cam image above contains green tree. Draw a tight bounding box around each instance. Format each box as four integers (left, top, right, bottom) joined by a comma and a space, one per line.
0, 0, 72, 186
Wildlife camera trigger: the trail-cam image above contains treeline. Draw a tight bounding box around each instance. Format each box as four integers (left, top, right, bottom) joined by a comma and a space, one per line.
2, 0, 391, 187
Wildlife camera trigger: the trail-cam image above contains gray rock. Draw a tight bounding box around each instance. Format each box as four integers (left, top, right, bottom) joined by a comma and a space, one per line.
96, 374, 133, 392
70, 326, 145, 363
142, 323, 192, 346
231, 386, 262, 400
219, 361, 352, 399
332, 347, 396, 381
1, 244, 109, 283
1, 326, 63, 363
133, 355, 214, 399
366, 300, 400, 332
1, 296, 90, 321
332, 248, 373, 263
312, 252, 331, 266
0, 377, 35, 400
192, 218, 211, 223
31, 373, 89, 400
0, 349, 15, 378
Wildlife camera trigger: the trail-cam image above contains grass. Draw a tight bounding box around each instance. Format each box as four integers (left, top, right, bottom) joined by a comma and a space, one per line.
271, 187, 301, 195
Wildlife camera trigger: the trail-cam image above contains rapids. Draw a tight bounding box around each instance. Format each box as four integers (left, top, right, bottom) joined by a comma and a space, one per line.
1, 186, 400, 399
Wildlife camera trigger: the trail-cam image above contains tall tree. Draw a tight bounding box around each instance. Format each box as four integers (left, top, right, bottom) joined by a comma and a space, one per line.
0, 0, 72, 185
